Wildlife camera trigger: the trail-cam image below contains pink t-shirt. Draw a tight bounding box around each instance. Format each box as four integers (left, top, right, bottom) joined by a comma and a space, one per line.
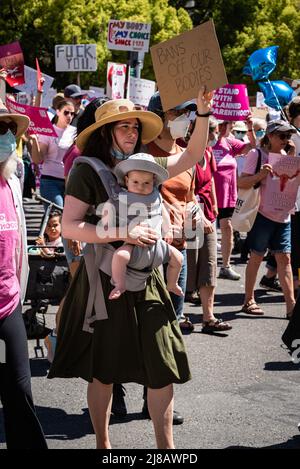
0, 177, 20, 320
242, 148, 290, 223
63, 144, 81, 178
38, 125, 75, 179
212, 137, 246, 208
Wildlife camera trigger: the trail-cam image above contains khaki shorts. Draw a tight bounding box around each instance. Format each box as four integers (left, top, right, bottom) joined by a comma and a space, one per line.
186, 226, 217, 290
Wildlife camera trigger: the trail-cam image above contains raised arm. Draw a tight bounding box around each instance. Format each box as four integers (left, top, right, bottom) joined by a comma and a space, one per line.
166, 87, 213, 178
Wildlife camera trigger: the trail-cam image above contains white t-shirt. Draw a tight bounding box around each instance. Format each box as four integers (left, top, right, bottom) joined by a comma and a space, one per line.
38, 125, 76, 179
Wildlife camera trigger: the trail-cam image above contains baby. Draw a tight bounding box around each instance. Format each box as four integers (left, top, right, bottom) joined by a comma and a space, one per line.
36, 210, 63, 257
106, 153, 184, 300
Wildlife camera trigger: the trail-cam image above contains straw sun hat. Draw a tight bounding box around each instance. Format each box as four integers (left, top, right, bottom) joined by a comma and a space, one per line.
76, 99, 163, 151
0, 99, 29, 138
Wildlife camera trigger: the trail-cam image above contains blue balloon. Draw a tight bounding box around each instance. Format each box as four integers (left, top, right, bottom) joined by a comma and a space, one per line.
258, 80, 296, 110
243, 46, 279, 81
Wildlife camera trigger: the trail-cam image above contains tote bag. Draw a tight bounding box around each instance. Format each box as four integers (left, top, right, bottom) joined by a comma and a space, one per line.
231, 149, 262, 233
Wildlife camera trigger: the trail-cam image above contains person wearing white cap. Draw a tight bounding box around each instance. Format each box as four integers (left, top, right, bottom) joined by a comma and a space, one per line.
239, 119, 297, 317
109, 153, 183, 300
0, 99, 47, 449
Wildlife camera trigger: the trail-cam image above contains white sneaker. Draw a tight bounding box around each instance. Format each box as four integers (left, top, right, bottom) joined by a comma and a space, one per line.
217, 242, 222, 251
219, 267, 241, 281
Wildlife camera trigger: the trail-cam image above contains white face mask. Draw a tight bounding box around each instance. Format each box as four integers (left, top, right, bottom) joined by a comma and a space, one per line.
208, 137, 218, 147
167, 114, 190, 140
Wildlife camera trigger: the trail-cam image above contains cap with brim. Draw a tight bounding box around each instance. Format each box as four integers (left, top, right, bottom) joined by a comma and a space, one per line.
174, 100, 197, 111
114, 153, 169, 186
266, 119, 296, 135
232, 121, 248, 132
0, 99, 30, 138
76, 99, 163, 151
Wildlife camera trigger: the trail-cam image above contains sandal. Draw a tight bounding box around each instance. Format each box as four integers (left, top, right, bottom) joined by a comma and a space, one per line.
179, 317, 194, 333
202, 318, 232, 333
241, 300, 264, 316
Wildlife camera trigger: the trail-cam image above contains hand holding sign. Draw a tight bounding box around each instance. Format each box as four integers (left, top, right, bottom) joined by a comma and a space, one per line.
197, 86, 214, 115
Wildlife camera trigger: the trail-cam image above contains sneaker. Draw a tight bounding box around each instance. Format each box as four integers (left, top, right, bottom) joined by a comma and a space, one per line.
219, 267, 241, 281
217, 242, 222, 251
111, 384, 127, 418
259, 275, 282, 292
44, 330, 57, 363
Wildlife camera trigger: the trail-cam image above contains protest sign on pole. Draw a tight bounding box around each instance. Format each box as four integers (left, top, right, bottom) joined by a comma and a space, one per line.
6, 97, 57, 137
129, 77, 156, 107
150, 19, 227, 111
0, 41, 25, 87
55, 44, 97, 71
107, 20, 151, 53
264, 153, 300, 214
106, 62, 127, 99
16, 65, 54, 96
212, 84, 250, 121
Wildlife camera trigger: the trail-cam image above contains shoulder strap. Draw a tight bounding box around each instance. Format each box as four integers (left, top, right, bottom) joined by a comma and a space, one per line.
73, 156, 120, 201
253, 149, 262, 189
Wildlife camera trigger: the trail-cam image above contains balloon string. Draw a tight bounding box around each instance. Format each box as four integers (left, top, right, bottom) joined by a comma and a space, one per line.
266, 79, 289, 122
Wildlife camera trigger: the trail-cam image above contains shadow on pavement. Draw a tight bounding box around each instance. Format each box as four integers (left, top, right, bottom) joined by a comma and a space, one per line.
264, 360, 300, 371
0, 406, 94, 443
225, 434, 300, 449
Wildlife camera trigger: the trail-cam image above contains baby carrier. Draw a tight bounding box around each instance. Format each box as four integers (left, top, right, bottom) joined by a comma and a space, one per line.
72, 157, 167, 333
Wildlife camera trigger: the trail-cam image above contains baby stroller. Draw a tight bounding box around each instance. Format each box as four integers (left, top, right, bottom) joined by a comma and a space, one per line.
23, 195, 70, 358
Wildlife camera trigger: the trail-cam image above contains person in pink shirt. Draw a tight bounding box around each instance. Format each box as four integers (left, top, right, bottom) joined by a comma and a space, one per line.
29, 99, 76, 208
0, 99, 47, 449
239, 119, 297, 317
212, 119, 255, 280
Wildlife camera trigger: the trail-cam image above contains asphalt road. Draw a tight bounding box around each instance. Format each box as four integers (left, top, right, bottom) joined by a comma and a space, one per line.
0, 199, 300, 449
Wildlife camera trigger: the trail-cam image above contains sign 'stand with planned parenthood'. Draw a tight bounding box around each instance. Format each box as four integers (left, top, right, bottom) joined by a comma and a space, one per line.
150, 20, 227, 111
55, 44, 97, 72
107, 20, 151, 53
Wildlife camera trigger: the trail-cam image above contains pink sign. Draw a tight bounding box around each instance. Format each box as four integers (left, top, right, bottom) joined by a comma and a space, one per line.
212, 84, 250, 121
0, 41, 25, 87
264, 153, 300, 213
6, 97, 57, 137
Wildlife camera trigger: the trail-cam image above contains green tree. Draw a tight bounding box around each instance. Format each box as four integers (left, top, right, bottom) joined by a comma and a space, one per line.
0, 0, 192, 90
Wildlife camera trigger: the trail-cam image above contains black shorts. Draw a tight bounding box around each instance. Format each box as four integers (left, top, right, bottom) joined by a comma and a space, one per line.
217, 207, 235, 220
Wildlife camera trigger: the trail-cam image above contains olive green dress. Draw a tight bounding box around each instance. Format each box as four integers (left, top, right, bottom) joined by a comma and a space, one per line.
48, 162, 191, 388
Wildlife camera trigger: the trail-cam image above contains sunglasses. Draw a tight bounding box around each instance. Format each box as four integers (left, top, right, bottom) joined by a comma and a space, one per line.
0, 120, 18, 136
275, 133, 292, 140
63, 110, 75, 117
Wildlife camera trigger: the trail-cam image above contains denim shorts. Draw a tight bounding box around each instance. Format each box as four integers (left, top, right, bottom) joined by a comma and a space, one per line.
247, 212, 291, 255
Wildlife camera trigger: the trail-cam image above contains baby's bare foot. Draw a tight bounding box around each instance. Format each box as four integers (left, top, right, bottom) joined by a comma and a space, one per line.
167, 284, 184, 297
109, 286, 125, 300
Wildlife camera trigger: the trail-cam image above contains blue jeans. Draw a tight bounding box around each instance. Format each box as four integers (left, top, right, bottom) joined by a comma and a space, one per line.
168, 249, 187, 322
40, 177, 64, 209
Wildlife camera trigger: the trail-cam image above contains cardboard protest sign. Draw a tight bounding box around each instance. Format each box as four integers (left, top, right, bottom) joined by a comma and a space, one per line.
107, 20, 151, 53
55, 44, 97, 72
6, 97, 57, 137
0, 41, 25, 87
150, 19, 227, 111
264, 153, 300, 214
16, 65, 54, 96
212, 84, 250, 121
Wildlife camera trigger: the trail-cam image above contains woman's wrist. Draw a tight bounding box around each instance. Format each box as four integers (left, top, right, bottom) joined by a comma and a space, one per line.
195, 110, 212, 118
